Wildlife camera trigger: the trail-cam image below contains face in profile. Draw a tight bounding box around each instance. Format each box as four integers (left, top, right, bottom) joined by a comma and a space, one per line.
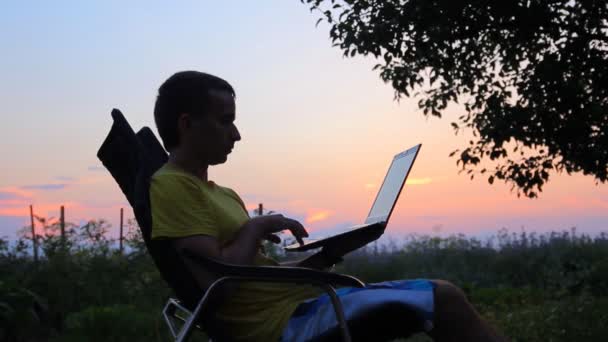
182, 89, 241, 166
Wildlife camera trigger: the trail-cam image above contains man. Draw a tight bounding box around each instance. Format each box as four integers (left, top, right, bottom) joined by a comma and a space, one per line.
150, 71, 507, 341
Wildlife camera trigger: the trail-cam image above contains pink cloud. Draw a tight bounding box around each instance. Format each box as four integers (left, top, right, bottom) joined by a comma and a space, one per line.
0, 187, 34, 200
21, 183, 69, 190
0, 187, 35, 217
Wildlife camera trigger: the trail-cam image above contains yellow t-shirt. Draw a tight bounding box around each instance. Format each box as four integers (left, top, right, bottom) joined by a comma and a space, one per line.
150, 163, 321, 341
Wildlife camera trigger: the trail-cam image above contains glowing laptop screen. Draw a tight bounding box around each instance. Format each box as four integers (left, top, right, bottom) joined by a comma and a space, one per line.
365, 145, 420, 224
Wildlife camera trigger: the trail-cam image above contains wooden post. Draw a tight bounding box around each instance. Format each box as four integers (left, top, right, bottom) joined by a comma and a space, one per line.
60, 205, 65, 245
258, 203, 263, 216
30, 205, 38, 263
119, 208, 124, 254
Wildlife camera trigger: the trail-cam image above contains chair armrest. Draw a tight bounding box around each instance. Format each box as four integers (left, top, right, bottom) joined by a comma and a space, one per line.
182, 250, 365, 288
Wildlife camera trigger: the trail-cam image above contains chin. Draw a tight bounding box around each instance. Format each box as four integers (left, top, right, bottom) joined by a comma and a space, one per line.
209, 155, 229, 165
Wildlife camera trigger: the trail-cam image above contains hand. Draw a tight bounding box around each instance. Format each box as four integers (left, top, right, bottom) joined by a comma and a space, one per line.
263, 233, 281, 244
247, 214, 309, 246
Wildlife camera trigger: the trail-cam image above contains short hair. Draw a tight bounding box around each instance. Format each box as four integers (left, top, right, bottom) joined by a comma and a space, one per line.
154, 71, 235, 151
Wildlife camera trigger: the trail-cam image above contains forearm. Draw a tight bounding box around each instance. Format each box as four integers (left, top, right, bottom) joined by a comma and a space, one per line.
180, 214, 308, 266
218, 223, 264, 265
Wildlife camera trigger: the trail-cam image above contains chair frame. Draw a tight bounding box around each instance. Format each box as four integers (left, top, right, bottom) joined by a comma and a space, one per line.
162, 251, 366, 342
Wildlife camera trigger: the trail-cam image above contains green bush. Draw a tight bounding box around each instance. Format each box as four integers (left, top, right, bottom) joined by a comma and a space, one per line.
0, 280, 52, 342
57, 305, 166, 342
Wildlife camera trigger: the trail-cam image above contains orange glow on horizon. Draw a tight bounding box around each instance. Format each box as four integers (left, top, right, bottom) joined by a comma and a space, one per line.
406, 177, 432, 185
305, 210, 332, 224
0, 201, 85, 219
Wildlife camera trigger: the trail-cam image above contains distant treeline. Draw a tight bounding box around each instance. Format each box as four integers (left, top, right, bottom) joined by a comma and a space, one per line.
1, 217, 607, 341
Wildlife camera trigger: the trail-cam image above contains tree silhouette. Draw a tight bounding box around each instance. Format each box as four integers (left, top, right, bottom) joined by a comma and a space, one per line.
303, 0, 608, 197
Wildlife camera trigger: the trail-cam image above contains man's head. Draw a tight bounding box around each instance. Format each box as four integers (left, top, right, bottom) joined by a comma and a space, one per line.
154, 71, 241, 165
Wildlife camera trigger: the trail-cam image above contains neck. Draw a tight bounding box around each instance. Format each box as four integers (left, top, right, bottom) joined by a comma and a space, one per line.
168, 149, 209, 182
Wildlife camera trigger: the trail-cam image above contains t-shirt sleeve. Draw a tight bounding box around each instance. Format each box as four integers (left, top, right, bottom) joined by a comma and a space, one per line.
223, 187, 250, 217
150, 173, 218, 239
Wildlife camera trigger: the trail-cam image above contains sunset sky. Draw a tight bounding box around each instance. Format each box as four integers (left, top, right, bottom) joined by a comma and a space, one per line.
1, 1, 606, 243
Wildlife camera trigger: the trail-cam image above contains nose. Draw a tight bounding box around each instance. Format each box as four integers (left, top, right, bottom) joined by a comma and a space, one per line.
232, 124, 241, 142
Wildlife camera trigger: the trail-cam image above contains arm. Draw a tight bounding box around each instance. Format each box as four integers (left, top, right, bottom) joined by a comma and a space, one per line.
174, 214, 308, 266
173, 214, 309, 290
151, 175, 303, 287
174, 223, 263, 267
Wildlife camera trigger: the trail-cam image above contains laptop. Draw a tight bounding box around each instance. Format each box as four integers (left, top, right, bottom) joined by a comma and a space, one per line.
284, 143, 422, 252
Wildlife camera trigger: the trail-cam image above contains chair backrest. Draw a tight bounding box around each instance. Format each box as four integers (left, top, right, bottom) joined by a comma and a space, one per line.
96, 109, 203, 310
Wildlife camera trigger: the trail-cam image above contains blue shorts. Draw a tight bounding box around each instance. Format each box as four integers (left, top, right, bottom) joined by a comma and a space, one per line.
280, 279, 435, 341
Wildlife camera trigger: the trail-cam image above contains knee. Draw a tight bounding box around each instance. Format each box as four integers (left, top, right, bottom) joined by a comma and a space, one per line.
429, 280, 505, 342
431, 279, 469, 308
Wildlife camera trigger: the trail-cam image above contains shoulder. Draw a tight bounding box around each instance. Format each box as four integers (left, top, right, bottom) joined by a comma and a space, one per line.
150, 164, 205, 200
216, 185, 248, 212
150, 165, 219, 239
217, 185, 241, 201
217, 185, 238, 198
152, 163, 199, 186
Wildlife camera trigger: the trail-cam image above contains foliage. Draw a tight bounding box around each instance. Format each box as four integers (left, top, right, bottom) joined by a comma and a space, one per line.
1, 217, 174, 341
302, 0, 608, 197
1, 218, 607, 341
57, 305, 167, 342
475, 291, 608, 341
0, 280, 51, 342
339, 229, 608, 294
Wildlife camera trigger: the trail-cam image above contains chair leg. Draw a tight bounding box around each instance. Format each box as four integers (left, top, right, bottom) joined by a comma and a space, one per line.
162, 298, 188, 339
175, 277, 230, 342
162, 298, 210, 342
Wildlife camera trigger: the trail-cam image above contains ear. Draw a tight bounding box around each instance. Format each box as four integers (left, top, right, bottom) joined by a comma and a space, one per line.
176, 112, 192, 133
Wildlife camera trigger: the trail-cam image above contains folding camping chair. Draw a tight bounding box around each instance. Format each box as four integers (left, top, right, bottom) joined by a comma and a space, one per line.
96, 109, 367, 342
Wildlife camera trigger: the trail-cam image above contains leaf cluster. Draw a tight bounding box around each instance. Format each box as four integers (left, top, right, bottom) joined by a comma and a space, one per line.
303, 0, 608, 197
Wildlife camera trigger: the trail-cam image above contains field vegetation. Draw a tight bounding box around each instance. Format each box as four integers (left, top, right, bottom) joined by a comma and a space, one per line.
1, 216, 607, 341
